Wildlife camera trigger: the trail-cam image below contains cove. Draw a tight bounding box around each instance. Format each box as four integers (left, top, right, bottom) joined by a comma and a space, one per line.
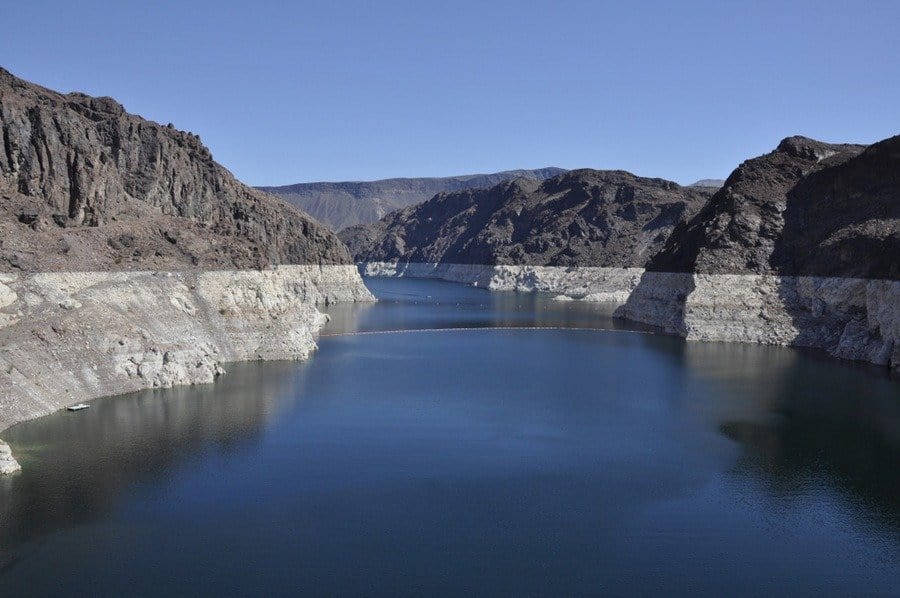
0, 277, 897, 596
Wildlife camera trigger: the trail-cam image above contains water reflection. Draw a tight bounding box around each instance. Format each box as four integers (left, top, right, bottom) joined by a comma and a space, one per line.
679, 341, 900, 533
323, 276, 649, 334
0, 361, 300, 560
0, 277, 897, 594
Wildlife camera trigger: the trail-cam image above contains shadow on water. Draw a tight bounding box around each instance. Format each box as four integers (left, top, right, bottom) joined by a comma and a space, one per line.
0, 361, 302, 564
675, 341, 900, 536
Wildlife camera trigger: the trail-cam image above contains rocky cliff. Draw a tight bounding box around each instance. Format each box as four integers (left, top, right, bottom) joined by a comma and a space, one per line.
258, 168, 566, 231
0, 67, 351, 271
341, 169, 714, 266
622, 135, 899, 370
0, 265, 372, 434
0, 68, 374, 473
646, 136, 889, 277
354, 136, 899, 372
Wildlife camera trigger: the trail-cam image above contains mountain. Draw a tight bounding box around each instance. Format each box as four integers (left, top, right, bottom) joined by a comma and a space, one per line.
687, 179, 725, 189
339, 169, 714, 267
648, 135, 899, 279
0, 68, 371, 466
258, 168, 567, 231
0, 67, 351, 272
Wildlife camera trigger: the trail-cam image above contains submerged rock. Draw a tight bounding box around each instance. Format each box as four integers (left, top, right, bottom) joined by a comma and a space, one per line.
0, 440, 20, 475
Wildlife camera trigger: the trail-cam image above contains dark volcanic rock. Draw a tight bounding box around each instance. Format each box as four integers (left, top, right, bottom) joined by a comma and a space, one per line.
773, 135, 900, 279
258, 168, 567, 231
340, 170, 714, 267
0, 67, 351, 272
648, 135, 899, 279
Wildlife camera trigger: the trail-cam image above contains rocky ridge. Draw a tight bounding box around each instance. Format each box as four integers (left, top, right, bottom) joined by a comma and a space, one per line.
259, 168, 566, 231
0, 67, 351, 272
341, 169, 714, 267
259, 167, 565, 231
687, 179, 725, 189
621, 134, 899, 370
647, 136, 891, 277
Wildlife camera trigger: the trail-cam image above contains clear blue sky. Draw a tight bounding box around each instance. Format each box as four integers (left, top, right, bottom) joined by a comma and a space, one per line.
3, 1, 898, 186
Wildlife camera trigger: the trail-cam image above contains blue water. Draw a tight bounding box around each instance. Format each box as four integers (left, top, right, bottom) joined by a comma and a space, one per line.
0, 277, 898, 596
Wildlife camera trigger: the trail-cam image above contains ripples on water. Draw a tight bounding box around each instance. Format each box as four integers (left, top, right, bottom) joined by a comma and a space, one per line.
0, 277, 897, 596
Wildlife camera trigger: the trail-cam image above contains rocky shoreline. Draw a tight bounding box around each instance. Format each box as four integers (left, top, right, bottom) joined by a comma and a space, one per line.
0, 68, 381, 475
362, 261, 645, 303
361, 262, 900, 372
0, 265, 374, 472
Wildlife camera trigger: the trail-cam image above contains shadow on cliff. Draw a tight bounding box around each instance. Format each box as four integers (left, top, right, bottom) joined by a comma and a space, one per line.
771, 136, 900, 280
619, 210, 700, 335
770, 137, 900, 363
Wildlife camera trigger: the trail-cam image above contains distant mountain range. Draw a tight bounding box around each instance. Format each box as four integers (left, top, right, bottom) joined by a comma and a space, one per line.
257, 168, 566, 231
339, 171, 714, 267
688, 179, 725, 188
344, 135, 899, 279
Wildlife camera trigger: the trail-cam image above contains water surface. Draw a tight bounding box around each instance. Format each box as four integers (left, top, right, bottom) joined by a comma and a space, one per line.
1, 277, 898, 596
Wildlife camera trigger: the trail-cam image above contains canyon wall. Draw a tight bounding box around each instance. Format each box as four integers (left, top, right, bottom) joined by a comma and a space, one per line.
354, 135, 898, 374
0, 265, 374, 470
619, 272, 899, 370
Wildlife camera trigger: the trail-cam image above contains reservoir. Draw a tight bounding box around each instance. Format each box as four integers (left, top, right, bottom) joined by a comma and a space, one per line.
1, 277, 898, 595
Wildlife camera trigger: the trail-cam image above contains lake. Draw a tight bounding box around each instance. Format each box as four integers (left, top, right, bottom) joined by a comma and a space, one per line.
0, 277, 898, 596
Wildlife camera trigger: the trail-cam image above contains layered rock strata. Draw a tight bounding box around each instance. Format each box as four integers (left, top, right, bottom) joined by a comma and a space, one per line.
0, 265, 373, 436
619, 272, 899, 370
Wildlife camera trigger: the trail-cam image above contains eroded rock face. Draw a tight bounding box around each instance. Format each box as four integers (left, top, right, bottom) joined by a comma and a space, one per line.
341, 170, 713, 267
618, 272, 900, 370
647, 135, 898, 278
354, 136, 898, 373
0, 67, 352, 271
616, 136, 899, 371
0, 265, 374, 434
0, 68, 378, 473
773, 136, 900, 279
